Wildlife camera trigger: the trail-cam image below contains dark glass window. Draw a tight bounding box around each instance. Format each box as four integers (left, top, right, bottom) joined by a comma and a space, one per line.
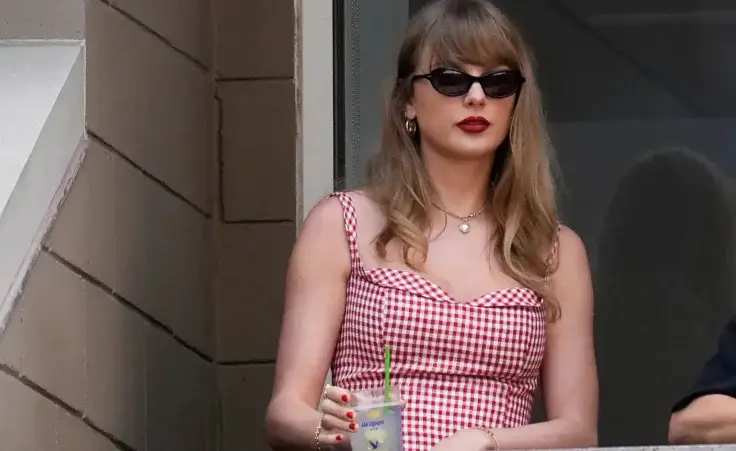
333, 1, 736, 445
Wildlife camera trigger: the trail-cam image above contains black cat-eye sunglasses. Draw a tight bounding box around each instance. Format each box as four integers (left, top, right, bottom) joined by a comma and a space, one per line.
411, 68, 525, 99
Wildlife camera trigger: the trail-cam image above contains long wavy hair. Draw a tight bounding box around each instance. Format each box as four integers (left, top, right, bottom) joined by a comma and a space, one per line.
365, 0, 561, 320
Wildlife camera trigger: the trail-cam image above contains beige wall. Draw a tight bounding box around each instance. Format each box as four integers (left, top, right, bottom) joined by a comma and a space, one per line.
213, 0, 300, 448
0, 0, 216, 449
0, 0, 323, 450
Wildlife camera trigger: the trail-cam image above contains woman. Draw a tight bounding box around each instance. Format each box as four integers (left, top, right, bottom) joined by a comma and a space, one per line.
265, 0, 598, 450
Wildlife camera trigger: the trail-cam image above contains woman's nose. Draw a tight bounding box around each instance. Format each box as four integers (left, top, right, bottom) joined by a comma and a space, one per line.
465, 81, 487, 105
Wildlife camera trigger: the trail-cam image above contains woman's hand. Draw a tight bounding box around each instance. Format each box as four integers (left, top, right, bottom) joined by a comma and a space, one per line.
317, 385, 358, 447
430, 428, 495, 451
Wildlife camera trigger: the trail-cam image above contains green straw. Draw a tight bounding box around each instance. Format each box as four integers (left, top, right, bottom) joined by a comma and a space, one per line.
384, 344, 392, 411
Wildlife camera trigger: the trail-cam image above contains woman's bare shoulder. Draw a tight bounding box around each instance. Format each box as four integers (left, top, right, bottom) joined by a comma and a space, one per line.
330, 190, 387, 264
550, 224, 592, 308
302, 195, 346, 233
300, 190, 384, 243
293, 195, 352, 277
556, 225, 588, 266
344, 189, 378, 209
340, 189, 386, 228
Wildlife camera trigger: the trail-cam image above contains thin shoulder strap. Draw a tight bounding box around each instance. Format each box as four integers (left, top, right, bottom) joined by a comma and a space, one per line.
330, 192, 362, 270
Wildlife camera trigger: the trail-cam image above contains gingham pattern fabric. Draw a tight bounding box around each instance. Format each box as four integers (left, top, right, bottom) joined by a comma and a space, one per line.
329, 192, 547, 451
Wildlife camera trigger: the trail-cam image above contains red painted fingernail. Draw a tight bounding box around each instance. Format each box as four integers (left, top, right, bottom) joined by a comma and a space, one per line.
346, 411, 354, 420
349, 423, 357, 431
342, 394, 350, 403
336, 435, 344, 441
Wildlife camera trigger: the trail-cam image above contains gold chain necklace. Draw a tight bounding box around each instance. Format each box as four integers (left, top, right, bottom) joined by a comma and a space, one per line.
432, 203, 486, 234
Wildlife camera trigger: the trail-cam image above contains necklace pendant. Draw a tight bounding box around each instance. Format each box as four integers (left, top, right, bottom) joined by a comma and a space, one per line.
459, 221, 470, 234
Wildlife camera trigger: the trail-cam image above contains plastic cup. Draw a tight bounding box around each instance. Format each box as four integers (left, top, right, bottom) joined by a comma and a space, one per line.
349, 386, 403, 451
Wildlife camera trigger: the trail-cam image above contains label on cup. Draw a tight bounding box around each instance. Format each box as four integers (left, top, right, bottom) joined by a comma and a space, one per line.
362, 409, 388, 448
352, 405, 402, 450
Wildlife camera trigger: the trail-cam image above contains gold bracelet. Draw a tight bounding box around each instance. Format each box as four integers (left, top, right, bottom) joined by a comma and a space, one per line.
481, 427, 499, 451
315, 385, 329, 450
314, 414, 324, 450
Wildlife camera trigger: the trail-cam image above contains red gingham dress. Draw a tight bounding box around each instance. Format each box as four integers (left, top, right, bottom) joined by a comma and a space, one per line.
329, 192, 548, 451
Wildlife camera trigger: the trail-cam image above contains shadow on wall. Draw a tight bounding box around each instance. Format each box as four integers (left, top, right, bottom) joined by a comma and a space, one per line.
595, 148, 736, 446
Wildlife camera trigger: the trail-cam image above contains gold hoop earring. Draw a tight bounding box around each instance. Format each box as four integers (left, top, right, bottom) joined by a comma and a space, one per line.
405, 118, 417, 136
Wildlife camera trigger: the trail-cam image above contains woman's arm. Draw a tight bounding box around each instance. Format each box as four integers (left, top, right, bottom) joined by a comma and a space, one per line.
265, 197, 352, 450
493, 226, 598, 449
440, 226, 598, 451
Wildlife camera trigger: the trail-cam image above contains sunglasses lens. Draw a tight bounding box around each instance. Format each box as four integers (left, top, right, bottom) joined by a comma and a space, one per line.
424, 69, 524, 98
429, 70, 473, 97
481, 71, 523, 98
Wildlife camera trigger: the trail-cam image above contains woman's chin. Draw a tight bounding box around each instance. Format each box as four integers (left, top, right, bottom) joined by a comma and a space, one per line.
422, 135, 499, 161
441, 144, 496, 161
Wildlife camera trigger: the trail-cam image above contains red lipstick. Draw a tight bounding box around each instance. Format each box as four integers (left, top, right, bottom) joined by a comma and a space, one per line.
456, 116, 490, 133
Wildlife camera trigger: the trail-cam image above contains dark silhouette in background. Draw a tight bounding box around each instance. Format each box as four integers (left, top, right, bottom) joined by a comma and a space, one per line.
595, 148, 736, 445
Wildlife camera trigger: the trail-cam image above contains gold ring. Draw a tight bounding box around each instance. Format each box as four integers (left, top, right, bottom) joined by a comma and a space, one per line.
322, 384, 331, 399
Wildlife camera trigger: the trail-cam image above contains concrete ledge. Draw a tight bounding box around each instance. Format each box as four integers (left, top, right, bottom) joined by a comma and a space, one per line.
529, 447, 736, 451
0, 0, 84, 39
0, 40, 85, 331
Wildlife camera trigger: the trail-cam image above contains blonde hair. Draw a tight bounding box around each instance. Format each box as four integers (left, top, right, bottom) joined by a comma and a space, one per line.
365, 0, 561, 320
